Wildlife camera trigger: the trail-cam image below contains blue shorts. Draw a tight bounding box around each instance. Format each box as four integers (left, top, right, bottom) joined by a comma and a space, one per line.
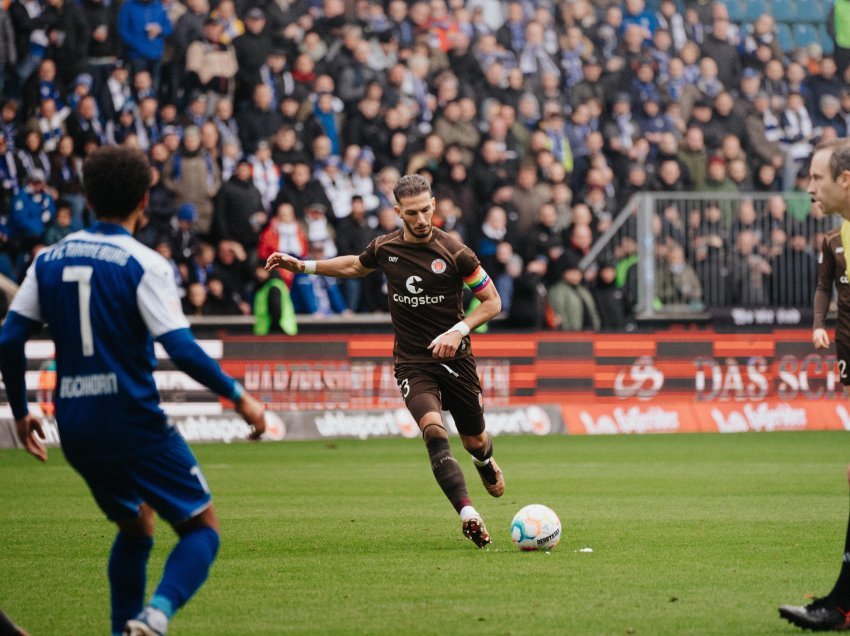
65, 431, 212, 524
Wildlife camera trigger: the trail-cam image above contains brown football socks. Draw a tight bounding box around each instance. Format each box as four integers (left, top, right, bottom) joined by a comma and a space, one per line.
426, 437, 472, 513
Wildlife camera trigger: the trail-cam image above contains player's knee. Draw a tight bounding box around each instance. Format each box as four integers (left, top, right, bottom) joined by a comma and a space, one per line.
420, 419, 448, 442
117, 503, 155, 538
460, 432, 487, 452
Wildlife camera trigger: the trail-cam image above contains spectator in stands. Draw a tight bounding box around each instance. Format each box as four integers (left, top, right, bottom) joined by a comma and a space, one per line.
162, 125, 221, 238
705, 92, 745, 153
692, 202, 727, 306
41, 198, 72, 245
117, 0, 172, 91
548, 254, 601, 332
205, 274, 244, 314
10, 168, 54, 271
808, 57, 844, 112
98, 60, 132, 123
743, 14, 781, 65
9, 0, 48, 91
28, 96, 67, 154
677, 125, 708, 189
781, 91, 815, 190
213, 156, 264, 254
594, 260, 632, 331
657, 243, 702, 307
146, 163, 175, 238
212, 239, 252, 302
475, 205, 509, 272
0, 131, 20, 217
184, 17, 238, 111
273, 160, 332, 218
334, 195, 373, 312
770, 226, 817, 307
258, 200, 307, 274
22, 57, 61, 117
168, 0, 208, 103
182, 281, 209, 316
238, 84, 280, 154
728, 229, 771, 306
47, 134, 83, 227
249, 140, 280, 213
828, 0, 850, 76
291, 240, 351, 316
701, 155, 737, 198
0, 7, 17, 98
701, 15, 739, 89
42, 0, 88, 86
17, 129, 51, 181
82, 0, 120, 93
519, 201, 562, 274
1, 100, 19, 151
814, 94, 848, 140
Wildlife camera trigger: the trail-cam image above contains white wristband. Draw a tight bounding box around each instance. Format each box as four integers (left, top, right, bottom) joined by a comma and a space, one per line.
451, 321, 470, 337
303, 260, 317, 274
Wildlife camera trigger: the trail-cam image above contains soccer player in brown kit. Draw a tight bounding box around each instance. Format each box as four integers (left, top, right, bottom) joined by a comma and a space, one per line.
265, 174, 504, 547
779, 139, 850, 631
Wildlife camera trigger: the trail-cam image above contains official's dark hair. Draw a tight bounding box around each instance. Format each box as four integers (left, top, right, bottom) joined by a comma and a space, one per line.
814, 139, 850, 180
83, 146, 152, 219
393, 174, 432, 204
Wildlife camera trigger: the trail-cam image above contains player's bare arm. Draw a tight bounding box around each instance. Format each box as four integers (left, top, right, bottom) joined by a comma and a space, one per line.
428, 282, 502, 359
234, 392, 266, 440
265, 252, 374, 278
813, 235, 835, 350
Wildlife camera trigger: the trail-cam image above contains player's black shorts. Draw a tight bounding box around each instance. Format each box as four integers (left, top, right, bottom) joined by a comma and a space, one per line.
395, 356, 485, 435
836, 340, 850, 386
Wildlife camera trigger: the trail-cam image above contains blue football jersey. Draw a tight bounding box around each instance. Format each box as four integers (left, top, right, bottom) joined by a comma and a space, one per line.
9, 222, 190, 457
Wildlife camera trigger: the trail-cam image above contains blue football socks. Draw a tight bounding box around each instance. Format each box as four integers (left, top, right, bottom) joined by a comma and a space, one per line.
108, 532, 154, 635
149, 526, 220, 619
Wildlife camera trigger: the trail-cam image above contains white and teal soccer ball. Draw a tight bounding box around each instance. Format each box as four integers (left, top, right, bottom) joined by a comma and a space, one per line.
510, 504, 562, 551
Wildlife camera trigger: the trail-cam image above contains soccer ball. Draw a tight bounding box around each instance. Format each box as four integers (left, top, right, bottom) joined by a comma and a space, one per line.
510, 504, 562, 551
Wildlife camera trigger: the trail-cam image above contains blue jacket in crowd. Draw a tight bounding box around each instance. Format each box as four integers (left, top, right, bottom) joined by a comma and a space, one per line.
118, 0, 173, 61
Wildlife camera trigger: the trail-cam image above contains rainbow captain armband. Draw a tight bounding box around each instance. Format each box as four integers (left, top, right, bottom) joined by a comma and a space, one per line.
463, 265, 491, 293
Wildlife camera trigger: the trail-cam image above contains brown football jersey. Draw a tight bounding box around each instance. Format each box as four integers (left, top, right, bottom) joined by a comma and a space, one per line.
814, 230, 850, 342
359, 228, 488, 363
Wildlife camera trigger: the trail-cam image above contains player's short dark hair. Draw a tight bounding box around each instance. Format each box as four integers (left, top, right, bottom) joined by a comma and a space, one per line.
393, 174, 432, 203
814, 139, 850, 180
83, 146, 152, 219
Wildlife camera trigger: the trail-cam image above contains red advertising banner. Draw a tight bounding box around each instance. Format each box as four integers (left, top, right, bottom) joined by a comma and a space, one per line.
4, 330, 850, 436
562, 399, 850, 435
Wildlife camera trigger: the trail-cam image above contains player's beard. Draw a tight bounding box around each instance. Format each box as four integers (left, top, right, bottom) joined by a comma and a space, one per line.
406, 220, 432, 239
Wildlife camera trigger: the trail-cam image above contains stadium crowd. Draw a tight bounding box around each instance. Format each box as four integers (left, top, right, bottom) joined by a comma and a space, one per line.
0, 0, 846, 329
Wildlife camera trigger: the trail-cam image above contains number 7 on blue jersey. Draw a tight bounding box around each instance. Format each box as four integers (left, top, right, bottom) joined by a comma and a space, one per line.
62, 265, 94, 357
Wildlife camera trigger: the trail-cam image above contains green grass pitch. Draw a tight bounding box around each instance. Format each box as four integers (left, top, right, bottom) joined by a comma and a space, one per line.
1, 431, 848, 635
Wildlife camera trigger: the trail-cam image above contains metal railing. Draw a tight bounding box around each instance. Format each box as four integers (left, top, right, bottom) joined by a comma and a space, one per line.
581, 191, 839, 319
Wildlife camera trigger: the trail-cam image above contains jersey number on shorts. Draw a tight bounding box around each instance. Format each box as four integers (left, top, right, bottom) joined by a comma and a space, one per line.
840, 359, 847, 380
62, 266, 94, 356
190, 465, 211, 494
399, 378, 410, 398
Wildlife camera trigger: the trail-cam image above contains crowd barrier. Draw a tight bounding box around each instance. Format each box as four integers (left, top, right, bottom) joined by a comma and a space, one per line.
1, 330, 848, 448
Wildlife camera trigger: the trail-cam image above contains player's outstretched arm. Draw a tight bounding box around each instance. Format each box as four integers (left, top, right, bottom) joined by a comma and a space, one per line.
157, 329, 266, 440
265, 252, 373, 278
0, 311, 48, 462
